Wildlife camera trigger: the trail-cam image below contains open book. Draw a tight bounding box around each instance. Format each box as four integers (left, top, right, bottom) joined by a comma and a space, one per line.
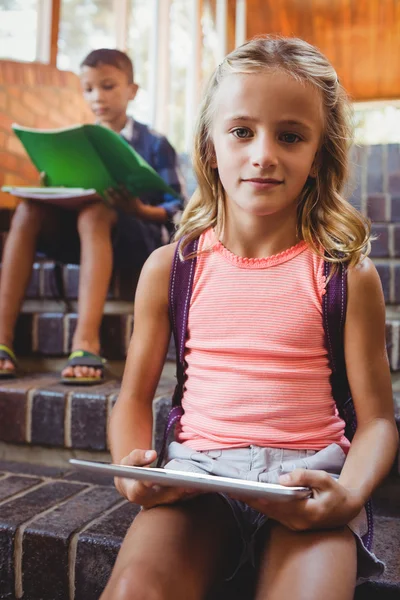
1, 123, 181, 207
1, 186, 98, 208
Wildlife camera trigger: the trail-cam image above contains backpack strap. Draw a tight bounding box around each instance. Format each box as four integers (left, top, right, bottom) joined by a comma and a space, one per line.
323, 260, 373, 551
322, 261, 354, 430
156, 237, 198, 466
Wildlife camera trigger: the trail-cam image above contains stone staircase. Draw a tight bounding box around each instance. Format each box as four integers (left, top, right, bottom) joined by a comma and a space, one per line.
0, 144, 400, 598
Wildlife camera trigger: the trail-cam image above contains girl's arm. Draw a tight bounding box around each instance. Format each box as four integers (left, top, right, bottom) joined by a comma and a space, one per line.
243, 258, 398, 531
108, 242, 175, 463
337, 257, 398, 501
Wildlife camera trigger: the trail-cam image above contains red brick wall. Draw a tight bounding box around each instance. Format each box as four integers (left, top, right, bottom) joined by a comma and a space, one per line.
0, 60, 93, 208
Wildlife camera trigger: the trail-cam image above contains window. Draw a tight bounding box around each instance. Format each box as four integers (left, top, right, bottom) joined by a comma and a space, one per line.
168, 0, 192, 151
353, 102, 400, 145
126, 0, 154, 126
57, 0, 116, 72
0, 0, 39, 62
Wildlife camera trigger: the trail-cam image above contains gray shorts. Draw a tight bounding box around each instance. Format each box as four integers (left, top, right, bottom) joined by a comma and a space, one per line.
165, 442, 384, 584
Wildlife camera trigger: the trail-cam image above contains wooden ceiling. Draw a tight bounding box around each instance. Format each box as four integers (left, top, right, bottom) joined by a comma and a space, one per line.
244, 0, 400, 102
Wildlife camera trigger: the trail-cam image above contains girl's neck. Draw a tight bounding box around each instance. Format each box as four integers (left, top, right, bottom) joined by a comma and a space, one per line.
220, 209, 299, 259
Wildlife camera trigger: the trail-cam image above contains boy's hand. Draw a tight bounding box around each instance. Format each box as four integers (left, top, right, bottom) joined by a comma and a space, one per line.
115, 449, 198, 509
39, 171, 48, 187
106, 186, 147, 217
237, 469, 364, 532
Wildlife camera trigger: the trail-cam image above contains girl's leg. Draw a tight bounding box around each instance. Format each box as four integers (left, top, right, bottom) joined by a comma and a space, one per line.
62, 202, 117, 379
101, 494, 241, 600
0, 201, 59, 370
255, 523, 357, 600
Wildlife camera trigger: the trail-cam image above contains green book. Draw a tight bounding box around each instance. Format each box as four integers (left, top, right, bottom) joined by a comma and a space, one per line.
10, 123, 181, 201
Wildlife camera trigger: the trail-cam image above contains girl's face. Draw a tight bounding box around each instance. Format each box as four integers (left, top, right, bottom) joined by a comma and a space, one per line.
211, 70, 324, 221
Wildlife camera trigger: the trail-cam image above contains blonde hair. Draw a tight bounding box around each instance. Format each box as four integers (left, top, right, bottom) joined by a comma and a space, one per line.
175, 36, 370, 267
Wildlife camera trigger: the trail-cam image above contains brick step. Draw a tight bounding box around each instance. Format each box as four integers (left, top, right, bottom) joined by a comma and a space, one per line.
0, 371, 398, 468
0, 461, 398, 600
9, 309, 400, 373
13, 311, 176, 361
2, 259, 140, 302
0, 370, 175, 454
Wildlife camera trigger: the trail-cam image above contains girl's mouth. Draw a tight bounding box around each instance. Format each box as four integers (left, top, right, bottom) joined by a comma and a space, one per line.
243, 178, 283, 190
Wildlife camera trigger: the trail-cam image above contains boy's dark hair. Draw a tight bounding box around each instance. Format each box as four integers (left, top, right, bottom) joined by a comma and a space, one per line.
80, 49, 134, 83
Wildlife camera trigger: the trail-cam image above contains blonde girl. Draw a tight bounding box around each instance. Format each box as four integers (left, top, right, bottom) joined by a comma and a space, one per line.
102, 36, 398, 600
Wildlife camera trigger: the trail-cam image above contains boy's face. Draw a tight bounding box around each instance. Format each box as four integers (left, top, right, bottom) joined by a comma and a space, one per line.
80, 63, 138, 130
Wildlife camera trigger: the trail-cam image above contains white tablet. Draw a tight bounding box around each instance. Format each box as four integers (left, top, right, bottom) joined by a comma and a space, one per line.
69, 459, 311, 501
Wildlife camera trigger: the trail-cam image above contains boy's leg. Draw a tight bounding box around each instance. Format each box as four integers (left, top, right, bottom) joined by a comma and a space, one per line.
0, 201, 60, 371
100, 494, 241, 600
62, 202, 117, 380
255, 522, 357, 600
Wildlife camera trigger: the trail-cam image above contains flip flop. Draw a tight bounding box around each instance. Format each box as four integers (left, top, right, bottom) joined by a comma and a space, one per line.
61, 350, 107, 385
0, 344, 18, 378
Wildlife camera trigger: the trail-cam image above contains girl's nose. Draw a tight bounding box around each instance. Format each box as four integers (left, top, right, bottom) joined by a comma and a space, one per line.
251, 136, 279, 169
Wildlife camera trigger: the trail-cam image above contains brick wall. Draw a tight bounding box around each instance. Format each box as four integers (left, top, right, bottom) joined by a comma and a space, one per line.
348, 145, 400, 302
348, 144, 400, 372
0, 60, 93, 208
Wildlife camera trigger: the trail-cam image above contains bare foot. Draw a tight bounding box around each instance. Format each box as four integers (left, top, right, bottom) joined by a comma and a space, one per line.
62, 364, 103, 380
0, 359, 16, 374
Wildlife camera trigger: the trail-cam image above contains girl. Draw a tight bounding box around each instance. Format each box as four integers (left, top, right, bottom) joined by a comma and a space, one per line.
102, 36, 398, 600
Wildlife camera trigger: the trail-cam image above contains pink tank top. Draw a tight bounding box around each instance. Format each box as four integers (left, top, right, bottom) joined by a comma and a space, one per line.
177, 228, 350, 452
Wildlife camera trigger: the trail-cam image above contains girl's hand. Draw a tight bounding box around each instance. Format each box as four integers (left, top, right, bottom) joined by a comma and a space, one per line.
241, 469, 364, 532
115, 449, 199, 509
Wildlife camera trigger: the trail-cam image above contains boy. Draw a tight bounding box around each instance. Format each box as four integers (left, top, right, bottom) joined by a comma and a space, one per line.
0, 49, 184, 384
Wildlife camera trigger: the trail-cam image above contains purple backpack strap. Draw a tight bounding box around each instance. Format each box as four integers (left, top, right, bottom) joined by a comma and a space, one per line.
323, 260, 373, 551
156, 237, 198, 466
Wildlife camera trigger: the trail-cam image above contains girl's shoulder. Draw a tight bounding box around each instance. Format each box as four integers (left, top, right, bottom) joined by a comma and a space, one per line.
135, 243, 178, 308
143, 242, 178, 278
346, 257, 384, 319
346, 256, 380, 292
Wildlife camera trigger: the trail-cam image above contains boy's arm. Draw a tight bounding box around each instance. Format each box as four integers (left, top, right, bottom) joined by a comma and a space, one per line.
106, 187, 168, 222
336, 257, 398, 501
107, 136, 184, 222
108, 242, 176, 463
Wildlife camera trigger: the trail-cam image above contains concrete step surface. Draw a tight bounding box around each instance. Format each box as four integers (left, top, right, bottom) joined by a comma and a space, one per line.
0, 462, 398, 600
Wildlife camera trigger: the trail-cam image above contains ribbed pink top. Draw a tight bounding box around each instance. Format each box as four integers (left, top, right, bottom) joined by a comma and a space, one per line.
177, 228, 350, 452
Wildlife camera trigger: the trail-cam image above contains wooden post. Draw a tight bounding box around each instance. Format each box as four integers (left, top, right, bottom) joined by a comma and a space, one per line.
50, 0, 61, 66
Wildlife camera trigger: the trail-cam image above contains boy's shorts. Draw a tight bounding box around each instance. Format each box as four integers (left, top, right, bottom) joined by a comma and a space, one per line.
165, 442, 385, 584
37, 207, 160, 271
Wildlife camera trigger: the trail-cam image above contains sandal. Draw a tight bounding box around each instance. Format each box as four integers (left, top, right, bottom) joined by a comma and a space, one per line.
0, 344, 18, 378
61, 350, 107, 385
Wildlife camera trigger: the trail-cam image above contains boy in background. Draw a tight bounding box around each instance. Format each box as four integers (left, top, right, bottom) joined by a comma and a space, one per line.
0, 49, 184, 384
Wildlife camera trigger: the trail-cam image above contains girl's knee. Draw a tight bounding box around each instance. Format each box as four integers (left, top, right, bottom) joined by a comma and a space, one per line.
106, 564, 169, 600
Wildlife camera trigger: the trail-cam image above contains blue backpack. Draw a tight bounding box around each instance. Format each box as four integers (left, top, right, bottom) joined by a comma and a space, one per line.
159, 237, 373, 550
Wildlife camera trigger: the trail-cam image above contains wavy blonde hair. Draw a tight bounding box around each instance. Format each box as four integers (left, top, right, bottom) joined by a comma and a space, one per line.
175, 35, 370, 266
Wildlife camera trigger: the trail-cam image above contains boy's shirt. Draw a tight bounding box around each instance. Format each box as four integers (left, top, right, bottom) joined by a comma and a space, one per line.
120, 117, 185, 230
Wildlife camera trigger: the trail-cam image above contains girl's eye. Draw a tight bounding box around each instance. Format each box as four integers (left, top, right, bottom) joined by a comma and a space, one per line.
103, 84, 115, 91
280, 133, 302, 144
231, 128, 252, 139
